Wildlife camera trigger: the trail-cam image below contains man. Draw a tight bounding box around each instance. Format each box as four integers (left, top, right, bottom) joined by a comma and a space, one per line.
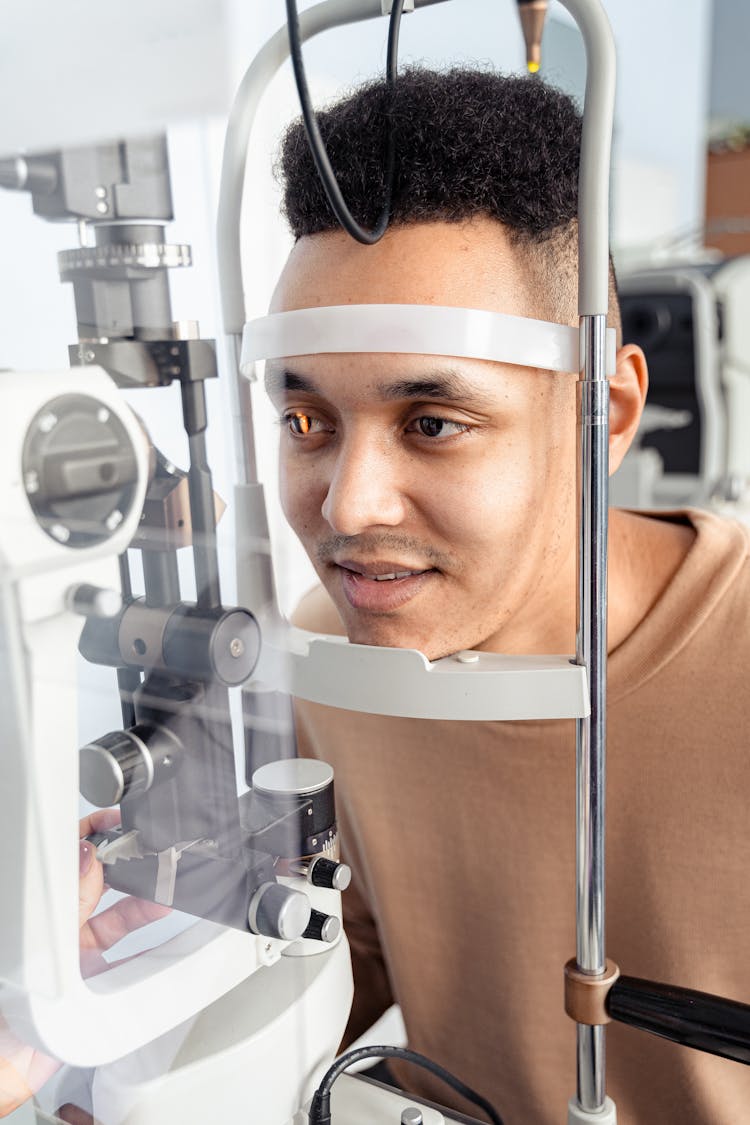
271, 69, 750, 1124
3, 67, 749, 1125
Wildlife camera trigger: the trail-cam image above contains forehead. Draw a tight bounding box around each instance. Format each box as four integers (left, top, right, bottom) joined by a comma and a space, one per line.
271, 217, 535, 317
265, 218, 576, 408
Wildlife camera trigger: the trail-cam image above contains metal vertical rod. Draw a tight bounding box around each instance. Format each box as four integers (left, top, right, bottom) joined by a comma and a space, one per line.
143, 551, 180, 607
576, 312, 610, 1111
577, 1024, 606, 1110
225, 332, 257, 489
116, 553, 140, 729
180, 380, 223, 610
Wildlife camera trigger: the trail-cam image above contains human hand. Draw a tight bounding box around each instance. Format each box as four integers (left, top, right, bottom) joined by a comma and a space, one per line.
78, 810, 171, 979
0, 810, 171, 1117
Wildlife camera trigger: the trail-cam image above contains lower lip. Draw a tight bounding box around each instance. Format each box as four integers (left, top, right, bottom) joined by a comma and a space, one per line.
338, 567, 433, 612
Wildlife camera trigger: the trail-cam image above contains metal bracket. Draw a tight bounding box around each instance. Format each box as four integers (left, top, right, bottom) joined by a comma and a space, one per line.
564, 958, 620, 1026
381, 0, 414, 12
155, 838, 210, 906
94, 829, 145, 865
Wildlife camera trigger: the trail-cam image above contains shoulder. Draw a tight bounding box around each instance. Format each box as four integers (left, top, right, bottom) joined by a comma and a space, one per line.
291, 583, 347, 636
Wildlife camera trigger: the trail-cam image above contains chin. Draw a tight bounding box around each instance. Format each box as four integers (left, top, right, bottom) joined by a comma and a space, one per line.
343, 620, 455, 661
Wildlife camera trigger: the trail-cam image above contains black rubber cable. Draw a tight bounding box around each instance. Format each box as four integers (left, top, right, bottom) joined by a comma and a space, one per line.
308, 1043, 504, 1125
285, 0, 404, 244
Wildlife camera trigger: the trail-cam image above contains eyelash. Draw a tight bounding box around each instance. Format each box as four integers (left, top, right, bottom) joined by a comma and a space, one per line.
280, 411, 471, 442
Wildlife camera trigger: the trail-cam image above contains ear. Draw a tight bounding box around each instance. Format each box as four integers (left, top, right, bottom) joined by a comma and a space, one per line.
609, 343, 648, 475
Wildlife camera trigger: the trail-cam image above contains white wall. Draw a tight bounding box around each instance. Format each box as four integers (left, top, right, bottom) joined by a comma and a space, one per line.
542, 0, 713, 259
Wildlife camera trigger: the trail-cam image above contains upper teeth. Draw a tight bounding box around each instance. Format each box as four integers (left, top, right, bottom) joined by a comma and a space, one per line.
372, 571, 419, 581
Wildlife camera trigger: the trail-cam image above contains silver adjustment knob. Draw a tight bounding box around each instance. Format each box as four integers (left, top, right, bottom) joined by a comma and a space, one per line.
401, 1109, 424, 1124
79, 722, 180, 807
66, 582, 123, 619
79, 729, 153, 806
247, 882, 311, 941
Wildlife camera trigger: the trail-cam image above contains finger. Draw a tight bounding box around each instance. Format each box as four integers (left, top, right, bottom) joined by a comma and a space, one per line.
78, 841, 105, 930
78, 808, 120, 839
81, 896, 172, 954
78, 810, 121, 929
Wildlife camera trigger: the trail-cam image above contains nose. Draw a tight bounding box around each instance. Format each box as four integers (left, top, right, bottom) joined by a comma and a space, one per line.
321, 434, 407, 535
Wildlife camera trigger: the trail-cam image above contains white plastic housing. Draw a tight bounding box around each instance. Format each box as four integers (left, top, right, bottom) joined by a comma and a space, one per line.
0, 368, 287, 1066
79, 940, 353, 1125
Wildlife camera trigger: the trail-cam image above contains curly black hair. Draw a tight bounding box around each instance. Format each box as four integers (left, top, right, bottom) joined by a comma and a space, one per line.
277, 66, 619, 329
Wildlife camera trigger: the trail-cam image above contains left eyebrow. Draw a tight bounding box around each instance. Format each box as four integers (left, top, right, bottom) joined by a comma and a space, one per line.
379, 369, 494, 409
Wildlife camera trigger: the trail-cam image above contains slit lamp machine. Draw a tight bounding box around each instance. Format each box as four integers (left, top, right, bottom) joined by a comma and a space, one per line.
1, 1, 749, 1123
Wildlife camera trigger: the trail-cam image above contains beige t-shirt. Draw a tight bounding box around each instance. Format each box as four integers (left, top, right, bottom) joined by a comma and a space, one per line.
294, 510, 750, 1125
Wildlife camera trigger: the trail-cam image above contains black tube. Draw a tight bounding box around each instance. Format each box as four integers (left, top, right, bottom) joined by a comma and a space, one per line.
308, 1044, 504, 1125
285, 0, 404, 245
143, 551, 180, 606
607, 976, 750, 1066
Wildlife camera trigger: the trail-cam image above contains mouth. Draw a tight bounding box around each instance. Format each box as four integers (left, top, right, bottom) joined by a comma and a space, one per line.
333, 560, 436, 613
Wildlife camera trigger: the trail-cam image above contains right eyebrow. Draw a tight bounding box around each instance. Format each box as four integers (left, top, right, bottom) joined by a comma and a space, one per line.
264, 367, 318, 398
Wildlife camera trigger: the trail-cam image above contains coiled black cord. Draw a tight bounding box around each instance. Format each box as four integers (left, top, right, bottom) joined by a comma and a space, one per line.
285, 0, 404, 244
308, 1043, 504, 1124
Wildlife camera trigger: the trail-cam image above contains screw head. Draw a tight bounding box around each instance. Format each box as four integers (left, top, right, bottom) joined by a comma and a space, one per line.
229, 638, 245, 658
50, 523, 71, 543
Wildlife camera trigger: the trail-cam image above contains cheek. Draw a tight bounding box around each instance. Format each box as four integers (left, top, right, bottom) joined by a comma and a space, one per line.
279, 456, 314, 536
437, 441, 545, 543
430, 429, 577, 562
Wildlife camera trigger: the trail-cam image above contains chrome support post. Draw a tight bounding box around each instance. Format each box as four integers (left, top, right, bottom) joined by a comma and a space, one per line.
558, 0, 615, 1117
575, 312, 610, 1111
577, 1020, 606, 1110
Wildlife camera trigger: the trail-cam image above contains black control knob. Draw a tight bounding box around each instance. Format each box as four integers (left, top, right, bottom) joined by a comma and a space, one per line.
248, 882, 311, 941
308, 857, 351, 892
302, 909, 341, 944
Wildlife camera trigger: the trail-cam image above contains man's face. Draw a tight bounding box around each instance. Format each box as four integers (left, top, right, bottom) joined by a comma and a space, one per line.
268, 218, 579, 660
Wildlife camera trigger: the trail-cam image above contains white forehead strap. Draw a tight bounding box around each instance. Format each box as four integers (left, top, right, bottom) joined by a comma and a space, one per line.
240, 304, 617, 377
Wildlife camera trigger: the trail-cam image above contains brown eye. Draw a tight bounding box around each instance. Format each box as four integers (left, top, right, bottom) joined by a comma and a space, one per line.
417, 417, 446, 437
289, 412, 313, 434
410, 416, 469, 439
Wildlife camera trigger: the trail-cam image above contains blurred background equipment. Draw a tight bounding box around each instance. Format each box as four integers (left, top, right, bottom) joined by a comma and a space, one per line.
612, 255, 750, 514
